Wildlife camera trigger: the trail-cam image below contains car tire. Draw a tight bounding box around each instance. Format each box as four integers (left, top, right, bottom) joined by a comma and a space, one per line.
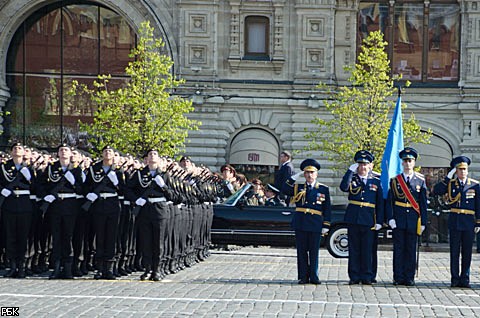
326, 225, 349, 258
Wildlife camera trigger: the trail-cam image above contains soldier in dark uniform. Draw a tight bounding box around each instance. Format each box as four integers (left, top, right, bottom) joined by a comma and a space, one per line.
39, 144, 84, 279
433, 156, 480, 288
126, 149, 173, 281
386, 147, 427, 286
274, 151, 295, 194
265, 184, 287, 207
282, 159, 331, 284
0, 143, 35, 278
340, 150, 384, 285
84, 145, 124, 280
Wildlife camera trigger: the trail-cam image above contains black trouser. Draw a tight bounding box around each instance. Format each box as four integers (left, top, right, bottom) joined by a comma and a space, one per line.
50, 198, 78, 263
117, 203, 131, 263
4, 210, 32, 262
137, 202, 168, 269
92, 198, 120, 262
72, 201, 88, 263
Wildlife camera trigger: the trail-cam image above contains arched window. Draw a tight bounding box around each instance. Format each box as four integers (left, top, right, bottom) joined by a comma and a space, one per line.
4, 2, 136, 149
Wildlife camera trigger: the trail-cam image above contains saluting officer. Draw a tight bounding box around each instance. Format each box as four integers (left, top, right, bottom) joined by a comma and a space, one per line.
340, 150, 384, 285
386, 147, 427, 286
0, 142, 35, 278
433, 156, 480, 288
282, 159, 331, 284
84, 145, 124, 280
39, 144, 84, 279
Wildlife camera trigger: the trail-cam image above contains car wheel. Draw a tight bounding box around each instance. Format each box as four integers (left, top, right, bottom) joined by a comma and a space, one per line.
326, 225, 348, 258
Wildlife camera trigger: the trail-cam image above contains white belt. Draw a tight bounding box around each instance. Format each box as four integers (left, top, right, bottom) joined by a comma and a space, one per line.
29, 195, 37, 200
76, 195, 84, 199
57, 193, 77, 199
148, 197, 166, 203
13, 190, 30, 196
118, 196, 125, 200
123, 201, 131, 205
99, 193, 117, 199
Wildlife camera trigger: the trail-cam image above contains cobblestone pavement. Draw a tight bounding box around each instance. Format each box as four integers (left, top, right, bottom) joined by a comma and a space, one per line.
1, 247, 480, 317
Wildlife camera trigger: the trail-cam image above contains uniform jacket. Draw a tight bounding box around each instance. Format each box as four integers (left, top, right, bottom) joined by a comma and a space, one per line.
433, 177, 480, 231
126, 166, 173, 203
84, 161, 125, 196
37, 161, 84, 198
274, 161, 294, 192
0, 159, 35, 213
386, 172, 428, 231
339, 170, 384, 227
282, 177, 331, 232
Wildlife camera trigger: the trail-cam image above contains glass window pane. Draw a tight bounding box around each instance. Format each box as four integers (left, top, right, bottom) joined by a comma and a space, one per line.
100, 8, 135, 75
25, 8, 62, 73
247, 22, 266, 53
357, 2, 389, 60
6, 26, 24, 73
63, 5, 99, 74
427, 4, 460, 81
3, 75, 25, 147
392, 3, 423, 81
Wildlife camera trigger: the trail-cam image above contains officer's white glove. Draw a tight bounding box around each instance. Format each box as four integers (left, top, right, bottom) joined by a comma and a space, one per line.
64, 171, 75, 185
20, 167, 31, 181
107, 171, 119, 186
475, 227, 480, 234
81, 172, 86, 183
321, 228, 329, 235
374, 224, 382, 231
388, 219, 397, 229
1, 188, 11, 197
291, 172, 303, 180
135, 197, 147, 206
420, 225, 426, 234
447, 168, 456, 179
349, 163, 359, 172
44, 195, 56, 203
154, 175, 166, 188
86, 192, 98, 202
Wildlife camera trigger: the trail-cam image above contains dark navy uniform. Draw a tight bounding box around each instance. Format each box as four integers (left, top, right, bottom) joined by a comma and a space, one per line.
339, 150, 384, 284
433, 156, 480, 288
386, 148, 427, 286
282, 159, 331, 284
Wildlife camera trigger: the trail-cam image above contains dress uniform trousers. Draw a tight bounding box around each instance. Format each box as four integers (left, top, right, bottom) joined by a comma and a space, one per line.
348, 224, 373, 281
92, 196, 120, 262
450, 229, 474, 286
49, 197, 78, 263
295, 230, 321, 282
393, 227, 417, 283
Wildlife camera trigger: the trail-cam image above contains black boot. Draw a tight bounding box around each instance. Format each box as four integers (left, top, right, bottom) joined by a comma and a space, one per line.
80, 260, 88, 275
93, 262, 105, 280
38, 254, 48, 273
72, 260, 82, 277
140, 264, 151, 281
49, 261, 62, 279
118, 259, 128, 276
63, 261, 73, 279
104, 261, 116, 280
3, 260, 17, 278
17, 261, 26, 279
150, 266, 161, 282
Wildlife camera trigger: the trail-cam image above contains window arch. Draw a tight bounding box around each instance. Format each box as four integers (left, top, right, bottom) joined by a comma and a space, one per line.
4, 2, 137, 149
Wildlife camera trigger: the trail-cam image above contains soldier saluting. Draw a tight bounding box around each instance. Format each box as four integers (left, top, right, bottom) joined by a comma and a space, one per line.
282, 159, 331, 285
340, 150, 383, 285
386, 147, 427, 286
1, 142, 35, 278
433, 156, 480, 288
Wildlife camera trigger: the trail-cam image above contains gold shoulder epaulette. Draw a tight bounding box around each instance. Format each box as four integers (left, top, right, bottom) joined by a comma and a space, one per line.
414, 172, 425, 180
315, 182, 327, 188
470, 178, 479, 184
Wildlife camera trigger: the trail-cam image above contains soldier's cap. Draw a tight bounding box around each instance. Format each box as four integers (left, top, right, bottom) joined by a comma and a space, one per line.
266, 184, 280, 194
220, 164, 236, 175
354, 150, 374, 163
145, 148, 159, 157
399, 147, 418, 160
450, 156, 471, 169
10, 142, 24, 150
281, 151, 292, 159
57, 143, 72, 151
300, 158, 321, 172
101, 145, 115, 152
180, 155, 191, 162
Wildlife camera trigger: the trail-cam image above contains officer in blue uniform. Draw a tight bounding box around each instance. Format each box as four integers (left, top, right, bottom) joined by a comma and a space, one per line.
340, 150, 384, 285
282, 159, 331, 284
433, 156, 480, 288
386, 147, 427, 286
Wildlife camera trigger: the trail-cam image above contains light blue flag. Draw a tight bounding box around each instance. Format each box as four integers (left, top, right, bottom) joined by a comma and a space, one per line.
380, 96, 404, 199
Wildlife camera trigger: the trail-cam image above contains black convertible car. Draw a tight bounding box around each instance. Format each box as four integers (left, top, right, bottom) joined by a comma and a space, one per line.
212, 183, 392, 258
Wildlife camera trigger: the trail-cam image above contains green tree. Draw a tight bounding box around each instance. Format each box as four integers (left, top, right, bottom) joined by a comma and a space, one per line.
70, 21, 200, 157
305, 31, 431, 171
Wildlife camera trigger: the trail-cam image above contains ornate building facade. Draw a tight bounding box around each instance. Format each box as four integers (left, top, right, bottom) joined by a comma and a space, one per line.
0, 0, 479, 205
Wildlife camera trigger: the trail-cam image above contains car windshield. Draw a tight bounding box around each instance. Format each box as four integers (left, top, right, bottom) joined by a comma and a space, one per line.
222, 183, 252, 206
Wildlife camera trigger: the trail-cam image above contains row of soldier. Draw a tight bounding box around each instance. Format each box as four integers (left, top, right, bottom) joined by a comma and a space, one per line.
283, 148, 479, 288
0, 143, 227, 281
